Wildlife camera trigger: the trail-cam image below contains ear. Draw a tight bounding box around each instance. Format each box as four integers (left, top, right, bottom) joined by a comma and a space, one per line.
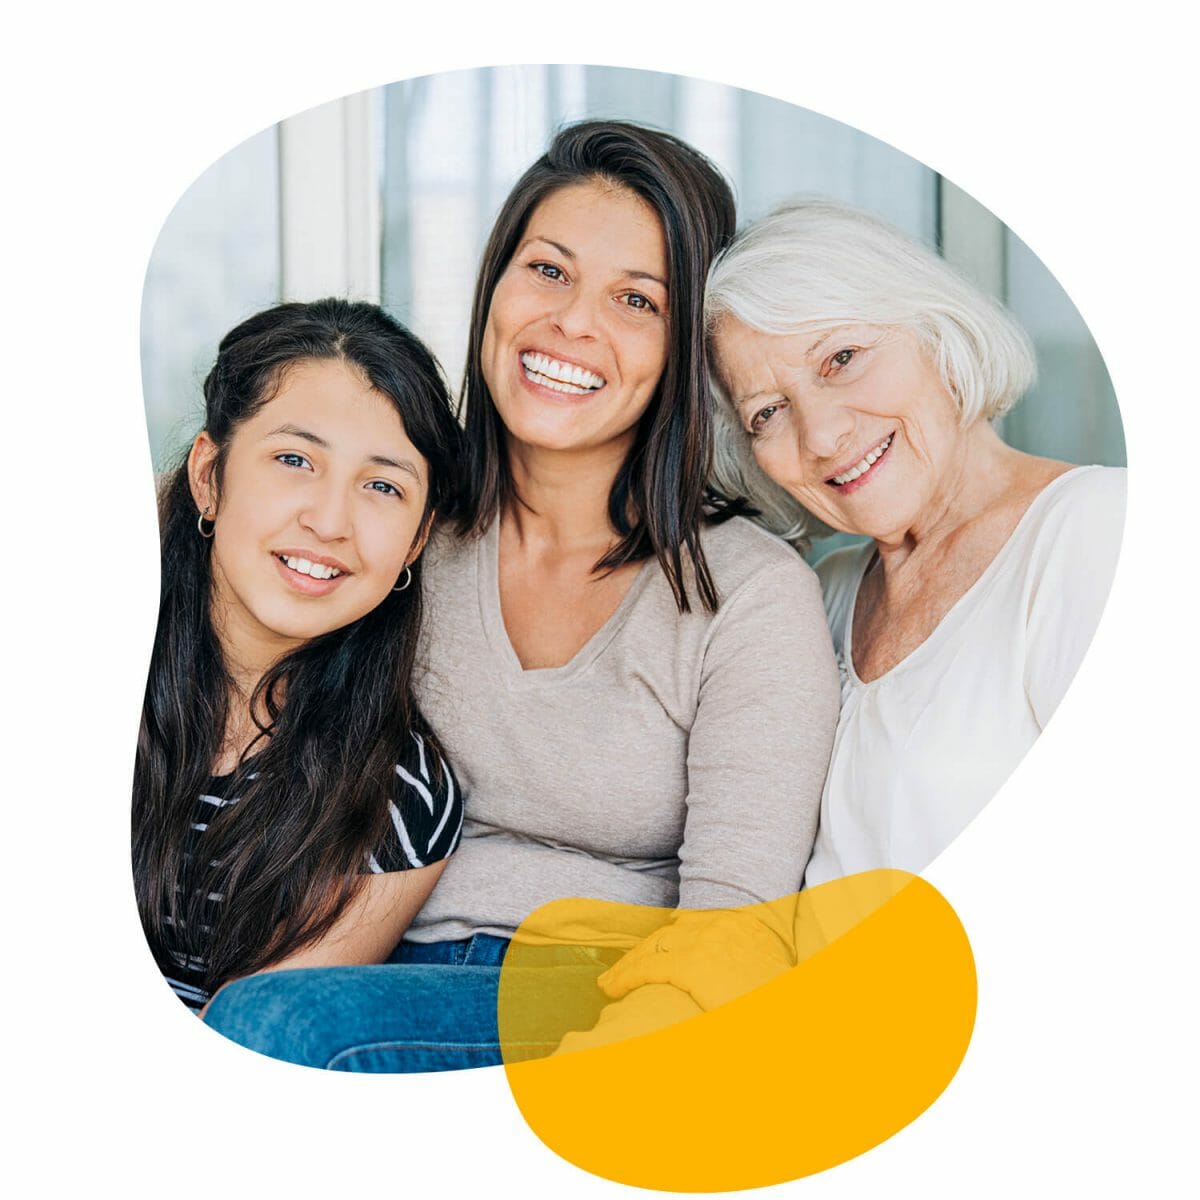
187, 431, 220, 518
404, 509, 437, 567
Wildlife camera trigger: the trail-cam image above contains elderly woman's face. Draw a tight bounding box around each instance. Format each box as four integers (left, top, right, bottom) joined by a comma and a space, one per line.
714, 319, 968, 544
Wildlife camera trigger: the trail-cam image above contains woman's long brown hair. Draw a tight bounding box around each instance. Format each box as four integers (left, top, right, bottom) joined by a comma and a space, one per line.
457, 120, 738, 614
134, 299, 462, 996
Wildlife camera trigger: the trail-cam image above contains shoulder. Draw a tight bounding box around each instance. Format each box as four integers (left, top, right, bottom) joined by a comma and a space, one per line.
372, 731, 464, 871
1030, 464, 1126, 521
396, 730, 462, 822
693, 519, 838, 674
1016, 466, 1126, 721
1019, 465, 1127, 564
423, 521, 477, 572
686, 521, 841, 742
419, 522, 482, 608
697, 516, 817, 602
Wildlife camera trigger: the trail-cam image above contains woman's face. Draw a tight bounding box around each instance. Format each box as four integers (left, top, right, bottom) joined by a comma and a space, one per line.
714, 319, 967, 545
190, 358, 431, 666
480, 180, 670, 461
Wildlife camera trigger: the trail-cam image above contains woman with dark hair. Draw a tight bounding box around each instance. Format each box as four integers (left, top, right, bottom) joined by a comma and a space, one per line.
135, 298, 465, 1017
203, 122, 840, 1071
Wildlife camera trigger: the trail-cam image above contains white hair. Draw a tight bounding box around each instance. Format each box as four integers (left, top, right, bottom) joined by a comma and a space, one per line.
705, 198, 1036, 549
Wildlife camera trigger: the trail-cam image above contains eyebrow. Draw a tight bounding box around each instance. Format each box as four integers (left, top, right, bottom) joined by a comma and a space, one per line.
265, 424, 423, 481
734, 389, 775, 409
519, 237, 669, 291
520, 236, 575, 261
731, 331, 839, 408
805, 330, 836, 357
625, 268, 669, 289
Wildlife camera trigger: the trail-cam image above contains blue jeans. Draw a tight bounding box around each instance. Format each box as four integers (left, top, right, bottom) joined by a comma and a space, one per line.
202, 934, 616, 1073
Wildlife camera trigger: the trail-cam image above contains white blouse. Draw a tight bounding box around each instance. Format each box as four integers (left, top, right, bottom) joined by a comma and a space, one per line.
803, 465, 1127, 887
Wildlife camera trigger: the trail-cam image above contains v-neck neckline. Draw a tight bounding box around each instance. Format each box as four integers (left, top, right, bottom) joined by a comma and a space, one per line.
477, 519, 656, 685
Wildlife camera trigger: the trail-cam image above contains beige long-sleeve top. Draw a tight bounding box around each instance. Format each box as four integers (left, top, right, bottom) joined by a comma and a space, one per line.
406, 515, 840, 944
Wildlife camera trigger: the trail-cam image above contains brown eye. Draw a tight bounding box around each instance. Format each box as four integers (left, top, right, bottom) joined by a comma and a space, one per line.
622, 291, 659, 314
366, 480, 403, 498
750, 404, 779, 434
531, 262, 565, 281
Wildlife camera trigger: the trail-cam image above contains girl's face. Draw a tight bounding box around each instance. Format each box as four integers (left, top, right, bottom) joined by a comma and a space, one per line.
189, 358, 431, 668
480, 180, 670, 462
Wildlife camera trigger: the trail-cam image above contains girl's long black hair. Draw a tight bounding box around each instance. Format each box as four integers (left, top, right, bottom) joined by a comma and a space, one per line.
458, 120, 738, 614
134, 299, 463, 996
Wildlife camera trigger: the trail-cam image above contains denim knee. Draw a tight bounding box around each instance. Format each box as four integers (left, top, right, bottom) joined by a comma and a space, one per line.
201, 963, 509, 1072
203, 969, 349, 1068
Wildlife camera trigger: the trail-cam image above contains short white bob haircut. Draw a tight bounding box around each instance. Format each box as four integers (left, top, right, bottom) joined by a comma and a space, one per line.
705, 197, 1037, 550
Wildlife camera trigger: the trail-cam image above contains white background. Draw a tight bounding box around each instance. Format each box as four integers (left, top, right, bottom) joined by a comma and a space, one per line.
4, 2, 1194, 1196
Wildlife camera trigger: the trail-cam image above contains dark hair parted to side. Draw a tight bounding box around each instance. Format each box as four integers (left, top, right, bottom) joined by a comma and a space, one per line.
134, 299, 463, 999
458, 120, 737, 613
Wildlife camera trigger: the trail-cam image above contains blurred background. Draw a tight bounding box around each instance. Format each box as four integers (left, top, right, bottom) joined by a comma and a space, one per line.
141, 65, 1124, 559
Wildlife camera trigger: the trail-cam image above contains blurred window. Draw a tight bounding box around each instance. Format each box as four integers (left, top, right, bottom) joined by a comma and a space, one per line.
381, 65, 938, 396
143, 67, 1124, 511
140, 126, 280, 471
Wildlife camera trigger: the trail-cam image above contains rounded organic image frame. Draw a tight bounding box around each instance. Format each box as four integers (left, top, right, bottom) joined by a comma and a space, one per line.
134, 62, 1127, 1190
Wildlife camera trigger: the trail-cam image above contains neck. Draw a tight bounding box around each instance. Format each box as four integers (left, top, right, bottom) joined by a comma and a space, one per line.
503, 436, 631, 553
874, 422, 1025, 569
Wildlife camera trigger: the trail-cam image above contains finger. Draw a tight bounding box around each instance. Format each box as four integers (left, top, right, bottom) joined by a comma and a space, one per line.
598, 937, 662, 992
598, 953, 674, 998
598, 961, 649, 998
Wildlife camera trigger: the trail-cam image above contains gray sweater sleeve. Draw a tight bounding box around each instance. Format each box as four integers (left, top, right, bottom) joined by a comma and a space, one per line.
679, 554, 840, 910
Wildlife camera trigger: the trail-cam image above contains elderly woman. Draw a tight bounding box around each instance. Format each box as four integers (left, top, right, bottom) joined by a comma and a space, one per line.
706, 199, 1126, 885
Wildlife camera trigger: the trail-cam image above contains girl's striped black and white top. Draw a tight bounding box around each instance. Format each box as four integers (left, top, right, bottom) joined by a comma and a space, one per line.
164, 732, 463, 1013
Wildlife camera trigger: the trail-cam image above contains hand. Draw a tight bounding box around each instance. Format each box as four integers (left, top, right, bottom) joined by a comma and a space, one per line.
596, 908, 795, 1013
553, 984, 705, 1055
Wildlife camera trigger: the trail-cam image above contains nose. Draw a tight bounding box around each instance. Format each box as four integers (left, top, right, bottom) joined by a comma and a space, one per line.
796, 396, 856, 462
550, 283, 602, 341
298, 475, 352, 543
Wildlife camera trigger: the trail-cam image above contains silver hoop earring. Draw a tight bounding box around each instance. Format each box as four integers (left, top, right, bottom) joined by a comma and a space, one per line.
197, 506, 215, 539
392, 566, 413, 593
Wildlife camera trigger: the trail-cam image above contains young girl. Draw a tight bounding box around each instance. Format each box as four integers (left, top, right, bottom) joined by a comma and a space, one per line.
134, 298, 465, 1016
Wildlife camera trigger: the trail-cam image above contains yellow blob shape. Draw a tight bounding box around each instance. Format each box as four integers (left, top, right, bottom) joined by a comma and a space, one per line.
499, 871, 976, 1191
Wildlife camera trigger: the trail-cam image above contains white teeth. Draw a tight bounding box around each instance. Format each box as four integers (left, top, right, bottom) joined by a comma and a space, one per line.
831, 435, 893, 485
537, 375, 588, 395
520, 352, 606, 392
282, 556, 342, 580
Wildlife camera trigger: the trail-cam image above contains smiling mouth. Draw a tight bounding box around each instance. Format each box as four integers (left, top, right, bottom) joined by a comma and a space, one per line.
274, 554, 345, 581
827, 434, 893, 487
520, 352, 606, 396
